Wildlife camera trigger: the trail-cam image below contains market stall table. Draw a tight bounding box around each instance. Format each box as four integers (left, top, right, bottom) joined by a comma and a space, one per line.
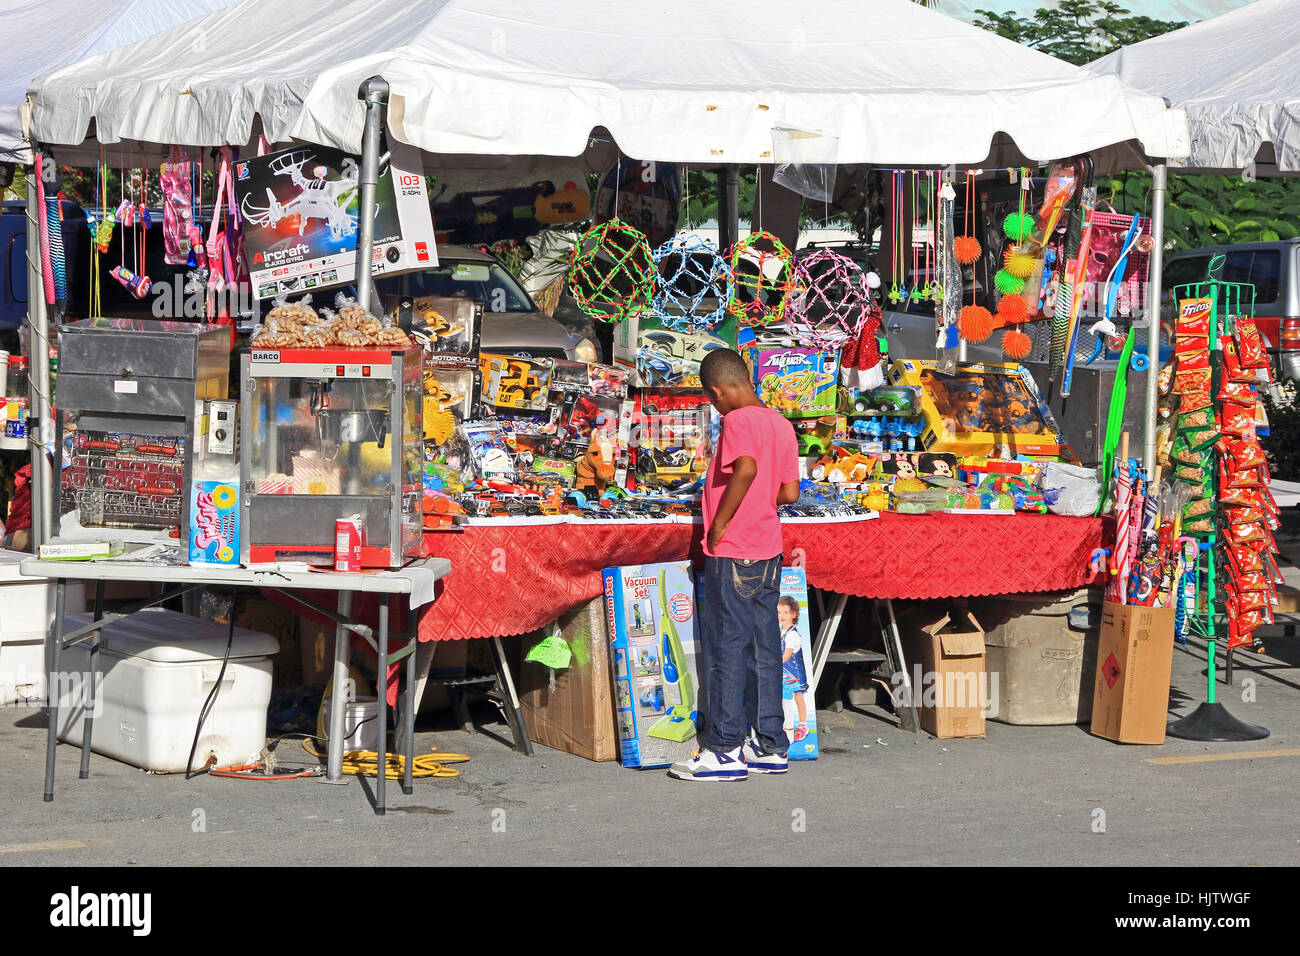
19, 553, 451, 815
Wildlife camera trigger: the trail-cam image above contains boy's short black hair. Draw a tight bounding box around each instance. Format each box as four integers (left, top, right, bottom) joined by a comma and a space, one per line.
699, 348, 752, 389
778, 595, 800, 621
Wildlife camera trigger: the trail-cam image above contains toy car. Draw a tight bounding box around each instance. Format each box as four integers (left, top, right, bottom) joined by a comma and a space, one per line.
852, 385, 920, 415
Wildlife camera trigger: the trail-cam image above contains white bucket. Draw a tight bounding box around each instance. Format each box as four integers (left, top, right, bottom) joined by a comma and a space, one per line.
322, 696, 380, 753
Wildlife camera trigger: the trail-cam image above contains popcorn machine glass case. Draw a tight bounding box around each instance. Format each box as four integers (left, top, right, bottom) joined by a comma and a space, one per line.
240, 346, 423, 567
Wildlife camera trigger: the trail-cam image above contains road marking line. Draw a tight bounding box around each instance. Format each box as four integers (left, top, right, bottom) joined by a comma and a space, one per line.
0, 839, 94, 853
1147, 748, 1300, 765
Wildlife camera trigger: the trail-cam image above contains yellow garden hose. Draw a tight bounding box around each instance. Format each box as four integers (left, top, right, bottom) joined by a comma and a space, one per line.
300, 738, 470, 778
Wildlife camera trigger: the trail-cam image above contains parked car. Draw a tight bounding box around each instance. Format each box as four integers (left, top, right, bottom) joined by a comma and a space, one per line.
1161, 240, 1300, 382
376, 243, 599, 362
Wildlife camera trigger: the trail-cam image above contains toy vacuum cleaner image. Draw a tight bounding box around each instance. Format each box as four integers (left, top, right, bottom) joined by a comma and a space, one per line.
648, 576, 697, 742
602, 561, 703, 769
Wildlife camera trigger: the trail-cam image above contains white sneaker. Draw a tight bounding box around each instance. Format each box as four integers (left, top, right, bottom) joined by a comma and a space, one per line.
667, 747, 748, 782
741, 737, 789, 774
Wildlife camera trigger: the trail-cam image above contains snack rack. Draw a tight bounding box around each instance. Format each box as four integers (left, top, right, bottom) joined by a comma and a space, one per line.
1166, 256, 1272, 741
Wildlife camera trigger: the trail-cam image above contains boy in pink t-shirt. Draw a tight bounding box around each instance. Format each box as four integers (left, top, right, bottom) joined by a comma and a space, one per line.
669, 349, 800, 782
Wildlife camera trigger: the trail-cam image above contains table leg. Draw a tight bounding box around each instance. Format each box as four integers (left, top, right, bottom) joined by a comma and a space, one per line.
876, 599, 919, 734
322, 591, 353, 786
79, 581, 105, 779
491, 636, 533, 756
376, 598, 389, 815
43, 580, 67, 802
403, 625, 416, 796
809, 591, 849, 695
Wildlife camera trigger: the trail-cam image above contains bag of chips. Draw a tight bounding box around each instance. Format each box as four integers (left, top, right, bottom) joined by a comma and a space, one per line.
1235, 315, 1269, 369
1219, 402, 1256, 438
1226, 439, 1266, 470
1217, 380, 1256, 405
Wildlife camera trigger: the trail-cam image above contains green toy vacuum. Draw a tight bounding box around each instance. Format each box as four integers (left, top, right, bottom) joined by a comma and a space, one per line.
648, 575, 698, 742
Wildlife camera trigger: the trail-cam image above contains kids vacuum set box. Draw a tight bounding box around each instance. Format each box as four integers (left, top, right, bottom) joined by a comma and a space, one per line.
779, 567, 819, 759
602, 561, 703, 769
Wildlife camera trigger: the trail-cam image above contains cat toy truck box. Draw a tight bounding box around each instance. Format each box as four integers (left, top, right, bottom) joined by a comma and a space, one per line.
602, 562, 703, 769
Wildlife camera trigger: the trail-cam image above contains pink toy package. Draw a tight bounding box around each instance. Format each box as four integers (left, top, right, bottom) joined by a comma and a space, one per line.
161, 146, 195, 265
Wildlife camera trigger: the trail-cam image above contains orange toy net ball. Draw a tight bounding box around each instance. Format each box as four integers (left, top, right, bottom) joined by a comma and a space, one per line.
958, 304, 995, 343
954, 235, 982, 266
995, 294, 1029, 326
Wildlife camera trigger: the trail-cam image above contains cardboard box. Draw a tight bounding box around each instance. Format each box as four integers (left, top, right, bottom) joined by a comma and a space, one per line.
779, 567, 819, 759
612, 312, 737, 387
602, 561, 702, 768
744, 345, 839, 418
903, 610, 988, 739
520, 597, 617, 761
1090, 602, 1176, 745
889, 359, 1063, 457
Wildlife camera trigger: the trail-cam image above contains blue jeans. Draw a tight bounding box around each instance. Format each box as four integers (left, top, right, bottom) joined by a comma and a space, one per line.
700, 554, 786, 755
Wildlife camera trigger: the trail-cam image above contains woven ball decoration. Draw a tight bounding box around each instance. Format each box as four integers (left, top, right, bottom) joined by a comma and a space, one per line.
958, 304, 995, 343
788, 249, 874, 350
651, 233, 733, 332
995, 293, 1029, 326
727, 231, 797, 327
994, 268, 1026, 296
1003, 245, 1038, 279
568, 219, 655, 323
954, 235, 982, 265
1003, 211, 1036, 242
1002, 328, 1033, 359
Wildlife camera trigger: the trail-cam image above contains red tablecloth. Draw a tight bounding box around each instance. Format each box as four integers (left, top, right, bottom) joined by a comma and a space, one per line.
419, 514, 1107, 641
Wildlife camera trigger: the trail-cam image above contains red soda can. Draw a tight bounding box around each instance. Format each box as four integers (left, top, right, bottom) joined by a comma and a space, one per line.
334, 515, 363, 572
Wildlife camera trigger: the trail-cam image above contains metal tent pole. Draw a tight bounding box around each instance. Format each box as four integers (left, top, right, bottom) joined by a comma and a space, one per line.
1143, 162, 1168, 476
23, 180, 53, 547
354, 75, 389, 313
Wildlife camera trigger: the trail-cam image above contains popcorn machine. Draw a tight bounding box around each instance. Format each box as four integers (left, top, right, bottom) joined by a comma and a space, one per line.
240, 345, 423, 567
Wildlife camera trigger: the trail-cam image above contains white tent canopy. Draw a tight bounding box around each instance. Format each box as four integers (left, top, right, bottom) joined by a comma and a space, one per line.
27, 0, 1187, 170
0, 0, 241, 161
1089, 0, 1300, 173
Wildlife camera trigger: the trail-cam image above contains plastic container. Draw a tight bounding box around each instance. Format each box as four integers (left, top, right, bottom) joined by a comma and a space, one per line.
0, 549, 85, 704
7, 355, 27, 400
55, 607, 278, 772
321, 695, 380, 753
972, 588, 1101, 726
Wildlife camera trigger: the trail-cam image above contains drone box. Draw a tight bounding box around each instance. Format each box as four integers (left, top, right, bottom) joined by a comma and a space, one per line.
234, 142, 436, 300
743, 345, 839, 418
612, 312, 737, 387
602, 561, 703, 769
889, 360, 1063, 458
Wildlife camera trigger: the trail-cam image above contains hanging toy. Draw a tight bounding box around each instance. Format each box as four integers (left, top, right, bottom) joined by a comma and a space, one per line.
1001, 323, 1033, 360
954, 171, 981, 265
727, 230, 797, 327
568, 218, 655, 323
651, 233, 733, 332
994, 268, 1026, 297
1003, 245, 1037, 279
789, 249, 874, 351
1003, 211, 1035, 243
996, 293, 1028, 327
959, 304, 995, 343
111, 265, 152, 299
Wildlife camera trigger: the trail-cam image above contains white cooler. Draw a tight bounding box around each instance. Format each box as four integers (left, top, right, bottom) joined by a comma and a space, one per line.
56, 608, 279, 773
0, 549, 85, 704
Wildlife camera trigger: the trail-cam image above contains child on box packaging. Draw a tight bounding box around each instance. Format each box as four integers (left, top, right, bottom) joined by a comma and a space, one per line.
669, 349, 800, 782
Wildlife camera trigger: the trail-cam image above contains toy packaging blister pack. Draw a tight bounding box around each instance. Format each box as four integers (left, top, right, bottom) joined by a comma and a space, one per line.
390, 294, 481, 366
889, 359, 1062, 457
613, 311, 737, 387
743, 344, 839, 418
620, 389, 714, 494
461, 420, 516, 480
603, 562, 702, 769
479, 353, 553, 412
778, 567, 819, 759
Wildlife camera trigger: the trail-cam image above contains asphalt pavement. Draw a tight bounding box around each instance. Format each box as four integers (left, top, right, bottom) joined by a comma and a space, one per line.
1, 625, 1296, 868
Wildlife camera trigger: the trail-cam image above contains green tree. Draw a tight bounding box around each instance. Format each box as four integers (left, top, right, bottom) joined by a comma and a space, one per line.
974, 0, 1185, 65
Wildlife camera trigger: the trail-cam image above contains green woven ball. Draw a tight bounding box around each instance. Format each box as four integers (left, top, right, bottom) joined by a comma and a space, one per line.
994, 268, 1026, 296
1003, 211, 1036, 242
568, 219, 655, 323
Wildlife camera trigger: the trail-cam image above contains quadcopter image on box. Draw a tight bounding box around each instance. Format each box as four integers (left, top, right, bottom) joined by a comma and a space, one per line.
240, 150, 359, 241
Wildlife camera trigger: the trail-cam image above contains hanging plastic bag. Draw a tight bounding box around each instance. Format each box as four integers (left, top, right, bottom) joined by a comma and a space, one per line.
1041, 461, 1100, 516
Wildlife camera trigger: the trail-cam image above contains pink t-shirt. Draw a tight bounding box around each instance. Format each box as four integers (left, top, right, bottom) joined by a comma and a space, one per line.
702, 403, 798, 559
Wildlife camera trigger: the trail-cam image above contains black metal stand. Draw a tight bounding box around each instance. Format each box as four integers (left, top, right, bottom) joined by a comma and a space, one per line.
1167, 702, 1269, 742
